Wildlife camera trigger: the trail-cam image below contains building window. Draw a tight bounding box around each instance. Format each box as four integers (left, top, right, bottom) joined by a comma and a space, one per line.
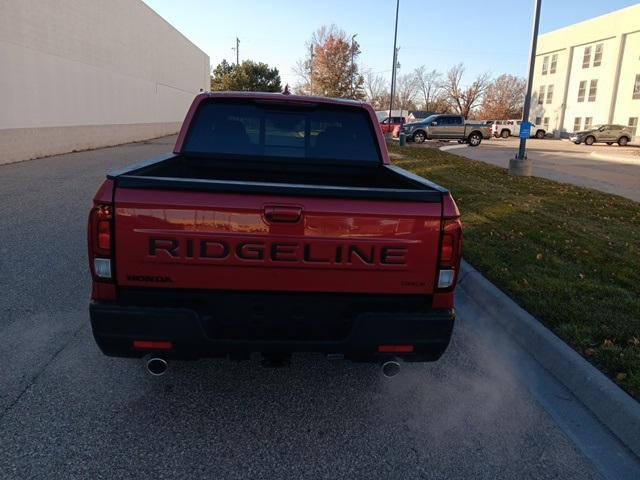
588, 79, 598, 102
629, 117, 638, 136
538, 85, 545, 104
573, 117, 582, 132
535, 116, 542, 125
550, 54, 558, 74
593, 43, 603, 67
542, 56, 549, 75
633, 74, 640, 100
546, 84, 554, 104
577, 81, 587, 102
584, 117, 593, 129
582, 46, 592, 68
543, 117, 550, 130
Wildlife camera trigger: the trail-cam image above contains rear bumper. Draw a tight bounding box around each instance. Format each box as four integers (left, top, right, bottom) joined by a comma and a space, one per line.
89, 292, 455, 363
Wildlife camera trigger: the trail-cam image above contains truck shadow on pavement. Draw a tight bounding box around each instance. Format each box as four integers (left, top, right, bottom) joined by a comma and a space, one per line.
0, 315, 601, 479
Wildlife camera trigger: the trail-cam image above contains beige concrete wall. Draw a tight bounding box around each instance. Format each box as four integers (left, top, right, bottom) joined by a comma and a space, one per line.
532, 4, 640, 137
0, 0, 209, 162
612, 30, 640, 140
0, 123, 180, 165
563, 36, 618, 132
530, 45, 568, 134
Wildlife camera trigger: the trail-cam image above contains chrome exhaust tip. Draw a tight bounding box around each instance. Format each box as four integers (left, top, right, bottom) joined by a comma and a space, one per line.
145, 356, 168, 376
381, 358, 401, 378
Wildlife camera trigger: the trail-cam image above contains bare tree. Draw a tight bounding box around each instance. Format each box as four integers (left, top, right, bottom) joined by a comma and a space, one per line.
414, 66, 442, 111
479, 74, 526, 119
394, 73, 418, 112
362, 69, 389, 109
442, 63, 490, 118
428, 94, 451, 114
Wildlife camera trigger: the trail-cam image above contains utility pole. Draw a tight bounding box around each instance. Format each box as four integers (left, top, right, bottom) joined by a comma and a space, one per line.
388, 0, 400, 123
309, 43, 315, 95
509, 0, 541, 176
351, 33, 358, 97
234, 37, 240, 66
389, 47, 400, 115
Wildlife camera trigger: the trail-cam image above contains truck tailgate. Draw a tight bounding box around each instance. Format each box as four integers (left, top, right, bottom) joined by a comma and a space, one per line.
114, 188, 442, 295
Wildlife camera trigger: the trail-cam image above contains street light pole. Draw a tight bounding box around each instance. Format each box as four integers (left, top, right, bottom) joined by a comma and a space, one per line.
351, 33, 358, 97
510, 0, 542, 176
388, 0, 400, 123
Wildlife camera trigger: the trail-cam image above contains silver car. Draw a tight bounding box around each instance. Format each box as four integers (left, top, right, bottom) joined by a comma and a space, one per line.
570, 124, 633, 146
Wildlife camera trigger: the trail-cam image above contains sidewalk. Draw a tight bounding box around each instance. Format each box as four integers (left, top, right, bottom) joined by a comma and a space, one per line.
444, 139, 640, 202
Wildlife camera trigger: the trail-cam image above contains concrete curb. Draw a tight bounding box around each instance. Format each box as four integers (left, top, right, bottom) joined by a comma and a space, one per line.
458, 260, 640, 458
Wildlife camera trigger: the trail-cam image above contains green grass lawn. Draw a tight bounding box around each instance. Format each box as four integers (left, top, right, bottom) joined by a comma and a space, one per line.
389, 143, 640, 400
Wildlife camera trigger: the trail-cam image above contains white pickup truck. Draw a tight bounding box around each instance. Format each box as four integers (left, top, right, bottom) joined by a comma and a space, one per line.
491, 120, 546, 139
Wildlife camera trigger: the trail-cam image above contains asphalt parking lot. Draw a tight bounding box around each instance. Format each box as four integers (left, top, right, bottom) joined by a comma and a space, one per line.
449, 137, 640, 202
1, 137, 639, 479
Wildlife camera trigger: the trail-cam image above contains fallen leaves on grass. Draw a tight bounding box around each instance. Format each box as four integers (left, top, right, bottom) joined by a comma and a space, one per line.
390, 142, 640, 400
603, 339, 615, 349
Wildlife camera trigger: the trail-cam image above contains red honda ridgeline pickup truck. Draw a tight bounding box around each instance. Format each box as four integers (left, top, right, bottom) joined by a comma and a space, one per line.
88, 92, 462, 376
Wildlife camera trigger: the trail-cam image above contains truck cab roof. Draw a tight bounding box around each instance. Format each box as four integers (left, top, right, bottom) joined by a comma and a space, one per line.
174, 91, 389, 163
198, 91, 364, 106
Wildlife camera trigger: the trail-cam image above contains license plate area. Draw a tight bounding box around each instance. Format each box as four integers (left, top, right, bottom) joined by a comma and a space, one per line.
203, 294, 354, 341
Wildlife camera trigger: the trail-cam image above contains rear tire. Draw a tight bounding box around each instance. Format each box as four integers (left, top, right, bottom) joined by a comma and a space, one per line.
413, 131, 426, 144
468, 132, 482, 147
535, 129, 545, 139
500, 129, 510, 138
584, 136, 595, 146
618, 136, 629, 146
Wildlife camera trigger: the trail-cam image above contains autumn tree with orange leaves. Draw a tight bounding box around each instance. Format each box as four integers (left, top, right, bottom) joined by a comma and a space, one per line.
295, 25, 364, 99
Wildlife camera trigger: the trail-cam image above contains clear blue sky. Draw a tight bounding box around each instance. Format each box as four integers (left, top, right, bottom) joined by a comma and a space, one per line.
143, 0, 639, 88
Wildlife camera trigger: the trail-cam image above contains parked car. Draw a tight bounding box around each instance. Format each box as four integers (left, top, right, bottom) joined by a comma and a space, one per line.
379, 116, 405, 134
401, 114, 491, 146
88, 92, 463, 375
570, 124, 633, 146
491, 119, 546, 139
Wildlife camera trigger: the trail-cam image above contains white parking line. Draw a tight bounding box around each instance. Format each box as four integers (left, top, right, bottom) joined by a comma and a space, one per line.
440, 144, 469, 151
590, 151, 640, 165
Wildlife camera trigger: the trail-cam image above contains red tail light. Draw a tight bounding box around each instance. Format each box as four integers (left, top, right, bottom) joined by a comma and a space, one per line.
97, 218, 111, 251
88, 203, 114, 282
439, 219, 461, 268
91, 205, 113, 255
436, 214, 463, 291
434, 195, 462, 294
440, 232, 454, 262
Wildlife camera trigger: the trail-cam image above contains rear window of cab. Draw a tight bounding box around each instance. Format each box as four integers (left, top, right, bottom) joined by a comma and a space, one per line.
184, 101, 382, 165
